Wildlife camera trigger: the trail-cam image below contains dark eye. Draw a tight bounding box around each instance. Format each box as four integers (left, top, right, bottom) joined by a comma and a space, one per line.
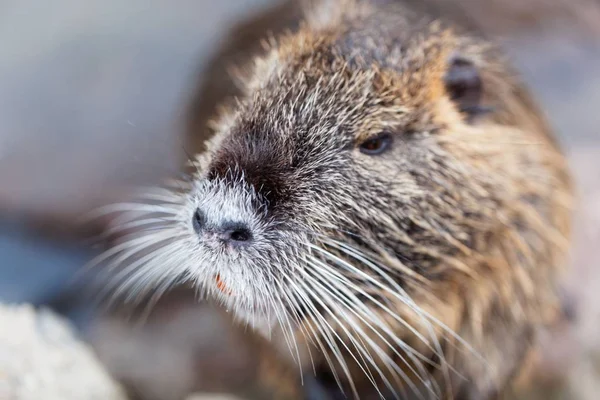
358, 133, 392, 155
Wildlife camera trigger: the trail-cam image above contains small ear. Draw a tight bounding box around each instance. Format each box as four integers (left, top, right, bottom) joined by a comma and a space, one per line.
444, 55, 492, 119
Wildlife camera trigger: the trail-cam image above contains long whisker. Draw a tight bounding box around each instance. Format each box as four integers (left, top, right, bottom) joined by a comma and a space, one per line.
288, 278, 359, 399
320, 239, 476, 396
326, 238, 485, 370
304, 254, 444, 399
263, 271, 304, 381
293, 275, 396, 399
308, 243, 442, 357
300, 264, 421, 399
321, 240, 455, 394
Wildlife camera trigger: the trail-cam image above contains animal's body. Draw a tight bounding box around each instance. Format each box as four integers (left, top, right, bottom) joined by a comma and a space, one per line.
102, 1, 573, 398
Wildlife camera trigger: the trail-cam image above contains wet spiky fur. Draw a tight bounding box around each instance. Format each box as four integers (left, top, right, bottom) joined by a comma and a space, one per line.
94, 1, 573, 399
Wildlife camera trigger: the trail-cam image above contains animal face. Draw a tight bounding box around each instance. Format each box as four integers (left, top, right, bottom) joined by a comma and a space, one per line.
98, 4, 570, 397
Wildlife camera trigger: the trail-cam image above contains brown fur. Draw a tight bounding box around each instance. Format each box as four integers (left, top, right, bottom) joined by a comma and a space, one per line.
180, 1, 574, 399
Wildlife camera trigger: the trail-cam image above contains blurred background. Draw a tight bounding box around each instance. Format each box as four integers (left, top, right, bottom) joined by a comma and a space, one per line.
0, 0, 599, 399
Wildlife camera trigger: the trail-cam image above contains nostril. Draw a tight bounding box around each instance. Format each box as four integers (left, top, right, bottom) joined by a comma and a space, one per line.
228, 227, 252, 243
200, 219, 254, 246
192, 209, 205, 234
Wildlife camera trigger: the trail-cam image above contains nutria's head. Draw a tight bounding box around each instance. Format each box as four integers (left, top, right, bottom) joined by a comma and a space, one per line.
102, 1, 572, 398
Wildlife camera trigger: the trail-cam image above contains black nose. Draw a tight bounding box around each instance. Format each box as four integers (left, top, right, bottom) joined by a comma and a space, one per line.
218, 222, 253, 244
192, 209, 253, 245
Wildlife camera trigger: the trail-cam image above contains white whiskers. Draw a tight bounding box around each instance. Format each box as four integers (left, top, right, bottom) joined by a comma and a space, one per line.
83, 178, 485, 400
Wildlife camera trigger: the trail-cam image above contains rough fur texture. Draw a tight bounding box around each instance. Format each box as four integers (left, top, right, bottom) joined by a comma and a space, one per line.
100, 1, 573, 399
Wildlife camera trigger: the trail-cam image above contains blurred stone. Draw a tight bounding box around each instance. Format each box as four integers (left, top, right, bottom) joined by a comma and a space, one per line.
0, 304, 128, 400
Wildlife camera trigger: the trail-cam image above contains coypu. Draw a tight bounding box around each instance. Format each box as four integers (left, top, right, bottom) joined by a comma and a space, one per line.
96, 0, 573, 398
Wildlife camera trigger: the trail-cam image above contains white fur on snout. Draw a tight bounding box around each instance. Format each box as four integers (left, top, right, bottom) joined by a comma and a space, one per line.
182, 178, 288, 331
97, 174, 307, 339
193, 180, 260, 235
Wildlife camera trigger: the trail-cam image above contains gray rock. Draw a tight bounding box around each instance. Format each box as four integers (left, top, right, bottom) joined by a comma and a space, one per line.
0, 304, 128, 400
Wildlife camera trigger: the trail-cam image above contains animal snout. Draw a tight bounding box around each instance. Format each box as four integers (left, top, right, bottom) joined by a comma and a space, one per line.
192, 209, 253, 246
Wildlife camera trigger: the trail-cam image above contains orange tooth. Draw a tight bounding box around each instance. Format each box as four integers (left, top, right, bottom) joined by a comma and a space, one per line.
215, 273, 232, 295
